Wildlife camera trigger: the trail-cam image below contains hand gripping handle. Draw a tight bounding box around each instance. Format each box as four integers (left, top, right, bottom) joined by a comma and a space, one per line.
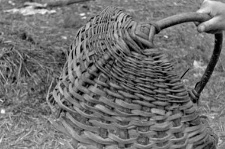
150, 12, 223, 103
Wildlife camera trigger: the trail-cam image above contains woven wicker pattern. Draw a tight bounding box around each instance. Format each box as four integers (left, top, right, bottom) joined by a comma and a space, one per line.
47, 7, 218, 149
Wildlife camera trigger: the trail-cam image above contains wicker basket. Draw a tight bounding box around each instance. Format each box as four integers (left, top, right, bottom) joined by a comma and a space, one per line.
47, 7, 223, 149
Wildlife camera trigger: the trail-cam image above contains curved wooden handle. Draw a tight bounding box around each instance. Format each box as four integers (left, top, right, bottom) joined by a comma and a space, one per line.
155, 12, 211, 31
152, 12, 223, 102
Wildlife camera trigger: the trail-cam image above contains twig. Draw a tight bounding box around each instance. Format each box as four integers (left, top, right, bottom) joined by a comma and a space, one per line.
46, 0, 93, 8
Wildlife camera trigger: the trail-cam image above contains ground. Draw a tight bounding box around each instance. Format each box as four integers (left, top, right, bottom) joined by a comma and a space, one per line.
1, 0, 225, 148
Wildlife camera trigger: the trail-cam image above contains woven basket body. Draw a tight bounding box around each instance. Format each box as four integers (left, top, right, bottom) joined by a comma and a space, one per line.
48, 7, 219, 149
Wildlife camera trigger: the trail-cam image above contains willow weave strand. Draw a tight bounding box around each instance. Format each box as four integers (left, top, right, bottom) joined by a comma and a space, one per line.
47, 7, 218, 149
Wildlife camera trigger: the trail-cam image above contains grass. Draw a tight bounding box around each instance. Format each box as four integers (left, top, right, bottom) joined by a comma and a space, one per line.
0, 0, 225, 148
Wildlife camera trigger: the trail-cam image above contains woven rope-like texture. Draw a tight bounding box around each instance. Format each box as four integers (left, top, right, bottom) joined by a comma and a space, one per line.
48, 7, 218, 149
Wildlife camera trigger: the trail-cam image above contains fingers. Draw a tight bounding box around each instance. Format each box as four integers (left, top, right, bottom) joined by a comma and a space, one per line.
196, 0, 225, 33
197, 16, 224, 33
197, 0, 212, 14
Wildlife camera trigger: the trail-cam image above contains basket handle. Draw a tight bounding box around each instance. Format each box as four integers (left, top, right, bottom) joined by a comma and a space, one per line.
150, 12, 223, 103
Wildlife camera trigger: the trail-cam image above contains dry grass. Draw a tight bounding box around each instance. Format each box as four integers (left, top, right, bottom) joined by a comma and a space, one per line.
1, 0, 225, 148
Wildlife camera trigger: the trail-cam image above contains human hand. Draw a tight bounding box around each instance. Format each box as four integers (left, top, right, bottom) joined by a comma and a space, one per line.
196, 0, 225, 33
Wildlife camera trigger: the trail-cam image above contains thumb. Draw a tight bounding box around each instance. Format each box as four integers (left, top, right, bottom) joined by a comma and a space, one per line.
197, 16, 220, 33
196, 0, 212, 14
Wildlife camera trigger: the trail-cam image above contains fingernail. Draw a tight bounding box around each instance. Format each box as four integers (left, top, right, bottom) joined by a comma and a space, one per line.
198, 25, 205, 32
